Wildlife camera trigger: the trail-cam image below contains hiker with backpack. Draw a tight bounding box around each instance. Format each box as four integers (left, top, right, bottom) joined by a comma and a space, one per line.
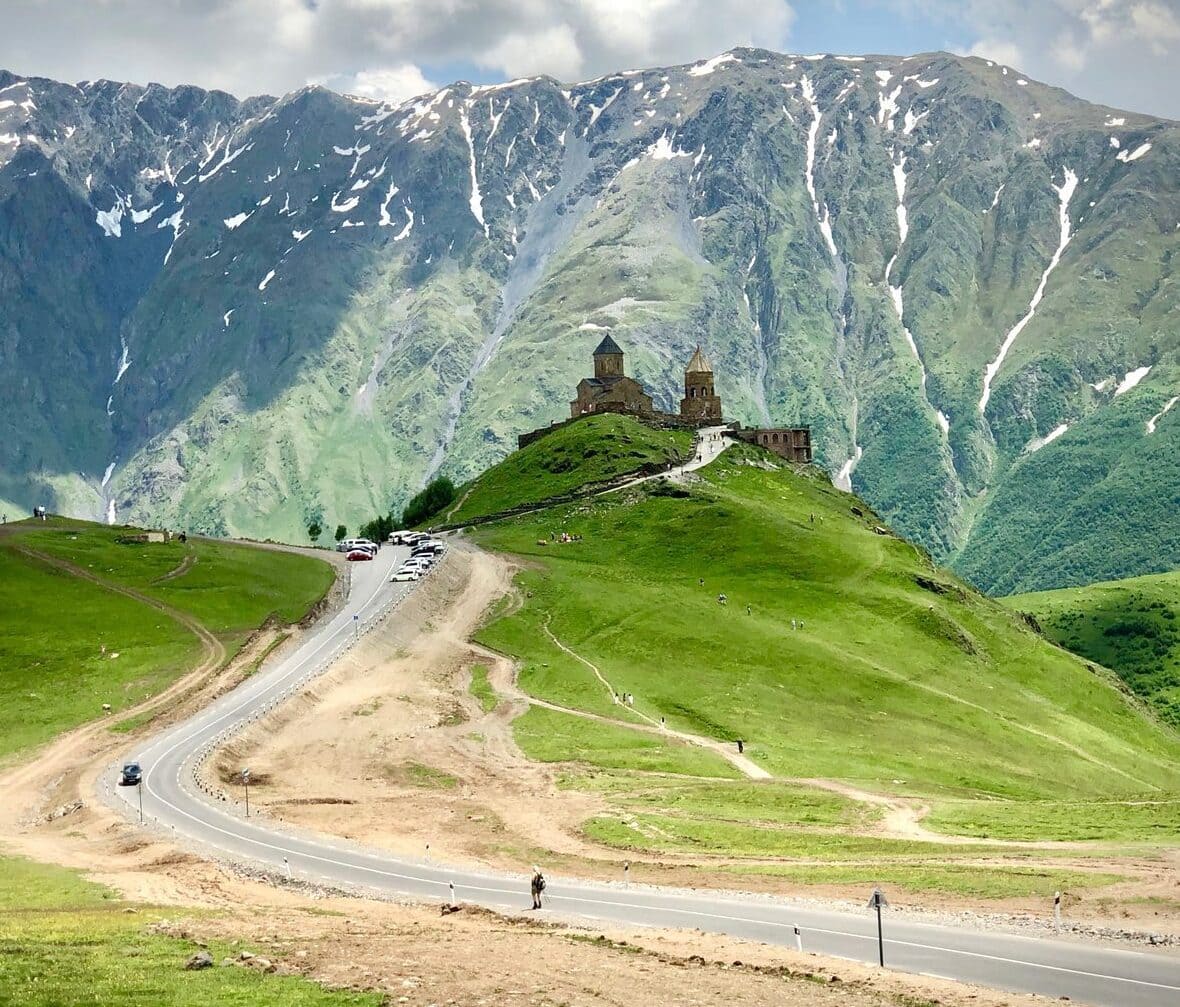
530, 867, 546, 909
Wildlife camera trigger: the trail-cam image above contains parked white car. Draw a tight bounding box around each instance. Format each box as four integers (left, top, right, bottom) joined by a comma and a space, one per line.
391, 569, 419, 582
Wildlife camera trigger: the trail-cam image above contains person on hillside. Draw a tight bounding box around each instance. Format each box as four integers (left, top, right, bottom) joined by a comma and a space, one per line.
746, 604, 751, 616
737, 739, 744, 754
717, 593, 727, 605
530, 867, 546, 909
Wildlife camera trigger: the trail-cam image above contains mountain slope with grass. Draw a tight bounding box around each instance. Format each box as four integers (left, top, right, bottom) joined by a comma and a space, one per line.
449, 417, 1180, 882
0, 518, 333, 761
1008, 570, 1180, 729
441, 414, 692, 525
1, 51, 1178, 592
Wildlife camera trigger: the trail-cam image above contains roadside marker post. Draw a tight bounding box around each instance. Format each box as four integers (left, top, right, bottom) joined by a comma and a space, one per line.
449, 881, 456, 908
1054, 891, 1062, 930
284, 857, 292, 879
867, 888, 889, 967
623, 861, 630, 885
794, 925, 802, 953
353, 613, 359, 640
137, 778, 143, 824
242, 768, 251, 818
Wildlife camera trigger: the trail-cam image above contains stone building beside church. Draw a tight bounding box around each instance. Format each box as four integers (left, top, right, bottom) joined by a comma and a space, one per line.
523, 332, 811, 464
569, 334, 655, 417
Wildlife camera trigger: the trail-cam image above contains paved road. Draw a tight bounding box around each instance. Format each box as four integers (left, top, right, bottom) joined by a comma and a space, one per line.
106, 542, 1180, 1007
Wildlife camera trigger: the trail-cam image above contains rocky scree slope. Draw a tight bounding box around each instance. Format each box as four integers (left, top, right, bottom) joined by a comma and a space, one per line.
0, 50, 1176, 591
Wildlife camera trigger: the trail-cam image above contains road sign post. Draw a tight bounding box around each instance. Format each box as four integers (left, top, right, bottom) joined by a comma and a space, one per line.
353, 613, 359, 639
242, 768, 250, 818
867, 888, 889, 967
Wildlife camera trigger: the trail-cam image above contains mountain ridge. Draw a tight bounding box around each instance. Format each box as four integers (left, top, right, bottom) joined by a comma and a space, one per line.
1, 48, 1176, 592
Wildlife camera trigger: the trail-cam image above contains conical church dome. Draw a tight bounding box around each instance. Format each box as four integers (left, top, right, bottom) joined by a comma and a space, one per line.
685, 346, 713, 373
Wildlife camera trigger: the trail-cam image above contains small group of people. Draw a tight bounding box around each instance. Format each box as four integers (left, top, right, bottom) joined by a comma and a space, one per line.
615, 691, 635, 707
549, 530, 582, 543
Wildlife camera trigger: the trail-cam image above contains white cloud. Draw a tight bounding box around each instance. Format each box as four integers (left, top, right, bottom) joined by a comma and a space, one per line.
967, 38, 1023, 67
479, 24, 585, 79
903, 0, 1180, 117
0, 0, 795, 98
328, 65, 437, 104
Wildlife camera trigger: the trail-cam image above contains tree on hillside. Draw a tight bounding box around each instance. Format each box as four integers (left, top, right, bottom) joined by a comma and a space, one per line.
334, 524, 348, 542
307, 520, 323, 542
360, 513, 395, 543
401, 477, 456, 528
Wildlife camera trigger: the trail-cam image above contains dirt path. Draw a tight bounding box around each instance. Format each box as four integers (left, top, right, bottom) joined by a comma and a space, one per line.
13, 544, 226, 672
153, 549, 197, 583
538, 617, 771, 780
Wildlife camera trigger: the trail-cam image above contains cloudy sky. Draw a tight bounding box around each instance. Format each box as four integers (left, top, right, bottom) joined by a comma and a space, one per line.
2, 1, 1177, 118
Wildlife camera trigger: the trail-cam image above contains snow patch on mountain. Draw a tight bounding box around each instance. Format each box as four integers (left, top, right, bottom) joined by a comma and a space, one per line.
980, 166, 1078, 414
459, 106, 489, 238
1115, 365, 1151, 395
1025, 423, 1068, 453
688, 52, 737, 77
1147, 396, 1178, 434
1116, 142, 1151, 163
799, 76, 838, 258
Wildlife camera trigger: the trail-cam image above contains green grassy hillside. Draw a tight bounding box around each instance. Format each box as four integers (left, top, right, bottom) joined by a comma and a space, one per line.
0, 855, 378, 1007
461, 419, 1180, 863
0, 519, 334, 761
1008, 570, 1180, 728
441, 414, 692, 526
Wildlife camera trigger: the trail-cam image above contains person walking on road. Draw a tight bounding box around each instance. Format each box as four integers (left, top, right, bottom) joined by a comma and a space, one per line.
530, 867, 546, 910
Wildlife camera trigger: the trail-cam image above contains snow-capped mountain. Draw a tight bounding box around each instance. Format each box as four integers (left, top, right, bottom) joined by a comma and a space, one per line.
1, 49, 1177, 592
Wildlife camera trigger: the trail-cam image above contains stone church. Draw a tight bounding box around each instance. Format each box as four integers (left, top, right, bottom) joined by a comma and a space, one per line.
526, 332, 811, 464
569, 334, 655, 417
570, 335, 723, 423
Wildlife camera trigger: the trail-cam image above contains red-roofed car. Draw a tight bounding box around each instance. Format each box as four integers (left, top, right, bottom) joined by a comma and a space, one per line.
346, 548, 374, 561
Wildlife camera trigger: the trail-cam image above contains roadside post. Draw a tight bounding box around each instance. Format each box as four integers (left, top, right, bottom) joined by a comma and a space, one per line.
449, 881, 456, 908
1054, 891, 1062, 930
242, 768, 251, 818
137, 776, 143, 824
794, 925, 802, 953
353, 613, 359, 640
867, 888, 889, 967
284, 857, 292, 879
623, 861, 630, 885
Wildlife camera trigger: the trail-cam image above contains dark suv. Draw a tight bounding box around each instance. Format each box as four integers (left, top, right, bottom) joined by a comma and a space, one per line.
119, 762, 142, 786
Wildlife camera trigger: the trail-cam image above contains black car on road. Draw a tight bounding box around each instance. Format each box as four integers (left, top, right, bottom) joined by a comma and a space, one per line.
119, 762, 142, 786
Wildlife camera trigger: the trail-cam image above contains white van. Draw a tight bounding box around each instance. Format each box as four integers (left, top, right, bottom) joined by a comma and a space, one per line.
337, 538, 377, 554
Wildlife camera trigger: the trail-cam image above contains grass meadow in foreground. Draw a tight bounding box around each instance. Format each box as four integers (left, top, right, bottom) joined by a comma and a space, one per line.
0, 855, 379, 1007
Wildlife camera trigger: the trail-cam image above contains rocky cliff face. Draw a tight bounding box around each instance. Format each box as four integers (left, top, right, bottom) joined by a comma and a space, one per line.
1, 50, 1176, 591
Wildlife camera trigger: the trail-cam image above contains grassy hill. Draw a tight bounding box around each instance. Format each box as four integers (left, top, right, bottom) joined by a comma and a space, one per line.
441, 414, 692, 526
1008, 571, 1180, 728
457, 416, 1180, 872
0, 518, 334, 761
0, 854, 379, 1007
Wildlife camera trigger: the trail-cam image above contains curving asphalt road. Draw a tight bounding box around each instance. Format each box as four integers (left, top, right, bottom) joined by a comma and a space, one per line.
105, 543, 1180, 1007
